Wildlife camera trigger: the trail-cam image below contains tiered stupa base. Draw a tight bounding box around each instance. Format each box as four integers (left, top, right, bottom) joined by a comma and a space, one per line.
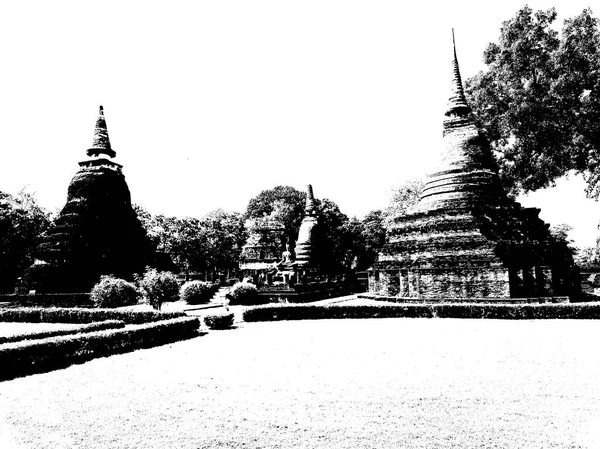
369, 198, 575, 302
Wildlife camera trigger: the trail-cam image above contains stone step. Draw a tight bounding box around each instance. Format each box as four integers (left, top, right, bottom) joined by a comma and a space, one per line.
210, 286, 231, 303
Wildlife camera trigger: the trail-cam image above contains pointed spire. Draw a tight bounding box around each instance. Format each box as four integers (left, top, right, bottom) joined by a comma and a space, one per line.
305, 184, 316, 215
87, 105, 116, 158
445, 30, 472, 118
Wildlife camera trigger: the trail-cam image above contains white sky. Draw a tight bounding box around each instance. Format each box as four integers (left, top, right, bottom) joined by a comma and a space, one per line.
0, 0, 598, 248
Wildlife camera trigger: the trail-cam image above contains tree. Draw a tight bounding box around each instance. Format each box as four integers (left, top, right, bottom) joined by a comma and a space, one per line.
311, 198, 350, 273
0, 190, 51, 292
383, 179, 424, 230
201, 209, 247, 271
134, 206, 246, 276
359, 210, 387, 269
465, 7, 600, 197
245, 186, 306, 242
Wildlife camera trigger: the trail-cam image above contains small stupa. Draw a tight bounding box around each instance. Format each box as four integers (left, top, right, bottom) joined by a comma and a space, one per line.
26, 106, 151, 292
368, 34, 577, 301
294, 185, 318, 267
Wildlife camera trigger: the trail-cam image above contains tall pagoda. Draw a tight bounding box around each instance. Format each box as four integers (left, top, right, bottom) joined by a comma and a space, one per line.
294, 184, 318, 267
25, 106, 151, 292
368, 35, 578, 301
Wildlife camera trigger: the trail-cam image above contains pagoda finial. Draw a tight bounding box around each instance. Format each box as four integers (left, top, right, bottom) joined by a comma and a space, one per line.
305, 184, 316, 214
445, 30, 472, 118
87, 105, 116, 158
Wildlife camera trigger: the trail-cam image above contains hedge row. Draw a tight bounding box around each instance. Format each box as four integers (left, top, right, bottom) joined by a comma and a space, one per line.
203, 312, 235, 330
242, 303, 600, 322
0, 320, 125, 345
0, 307, 186, 324
0, 316, 200, 381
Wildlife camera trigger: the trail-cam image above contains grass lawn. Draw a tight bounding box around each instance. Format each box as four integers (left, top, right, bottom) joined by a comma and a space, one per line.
0, 322, 83, 339
1, 318, 600, 448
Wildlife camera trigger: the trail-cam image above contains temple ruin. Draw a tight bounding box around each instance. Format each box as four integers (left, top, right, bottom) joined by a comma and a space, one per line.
368, 37, 578, 301
24, 106, 151, 292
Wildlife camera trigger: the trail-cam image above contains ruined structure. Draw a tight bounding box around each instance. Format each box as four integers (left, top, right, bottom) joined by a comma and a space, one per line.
294, 185, 318, 267
25, 106, 151, 292
368, 37, 577, 301
239, 214, 286, 283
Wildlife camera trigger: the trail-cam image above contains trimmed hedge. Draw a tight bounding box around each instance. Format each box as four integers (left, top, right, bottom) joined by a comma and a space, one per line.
0, 307, 186, 324
180, 281, 217, 305
242, 303, 600, 322
228, 282, 263, 306
90, 276, 139, 308
0, 320, 125, 344
0, 316, 200, 381
204, 312, 235, 330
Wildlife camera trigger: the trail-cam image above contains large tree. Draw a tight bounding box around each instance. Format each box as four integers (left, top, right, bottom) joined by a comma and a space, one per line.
465, 7, 600, 197
134, 206, 246, 276
244, 186, 306, 242
0, 190, 51, 292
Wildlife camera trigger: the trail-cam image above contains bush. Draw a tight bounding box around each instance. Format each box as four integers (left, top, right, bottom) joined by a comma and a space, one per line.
0, 307, 186, 324
137, 268, 180, 310
180, 281, 216, 305
0, 320, 125, 344
242, 303, 600, 322
228, 282, 262, 306
0, 316, 200, 381
90, 276, 139, 308
204, 312, 235, 330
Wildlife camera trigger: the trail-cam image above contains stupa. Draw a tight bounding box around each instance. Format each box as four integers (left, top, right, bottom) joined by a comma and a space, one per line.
368, 35, 578, 301
25, 106, 151, 292
294, 184, 318, 267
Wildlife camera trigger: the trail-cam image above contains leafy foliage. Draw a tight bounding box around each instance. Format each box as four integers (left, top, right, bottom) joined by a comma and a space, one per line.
0, 317, 199, 382
465, 7, 600, 197
90, 275, 139, 308
0, 307, 185, 324
0, 190, 51, 292
227, 282, 261, 305
245, 186, 306, 241
134, 206, 246, 275
383, 179, 424, 229
137, 268, 180, 310
180, 280, 216, 305
203, 312, 235, 330
358, 210, 387, 269
0, 320, 125, 345
242, 303, 600, 322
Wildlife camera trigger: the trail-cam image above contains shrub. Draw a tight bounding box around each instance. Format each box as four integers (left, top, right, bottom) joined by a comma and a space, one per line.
228, 282, 262, 306
242, 303, 600, 322
180, 281, 216, 305
0, 307, 185, 324
137, 268, 180, 310
90, 276, 139, 308
204, 312, 235, 330
0, 316, 200, 381
0, 320, 125, 344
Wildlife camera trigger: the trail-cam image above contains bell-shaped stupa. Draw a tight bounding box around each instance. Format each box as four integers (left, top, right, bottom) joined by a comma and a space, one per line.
294, 185, 318, 267
25, 106, 151, 293
369, 34, 577, 301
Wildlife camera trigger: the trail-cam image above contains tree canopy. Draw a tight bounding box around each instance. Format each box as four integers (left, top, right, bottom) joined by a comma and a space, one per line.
0, 190, 51, 292
465, 7, 600, 197
134, 206, 246, 276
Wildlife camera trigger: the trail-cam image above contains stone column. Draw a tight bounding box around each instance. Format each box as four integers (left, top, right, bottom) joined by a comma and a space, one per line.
399, 270, 409, 297
536, 266, 553, 296
524, 267, 537, 296
509, 268, 524, 297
